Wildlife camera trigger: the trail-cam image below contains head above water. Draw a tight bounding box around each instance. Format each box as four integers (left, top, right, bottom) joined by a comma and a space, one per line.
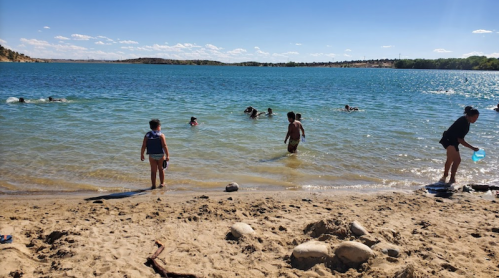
296, 113, 302, 120
464, 106, 479, 123
19, 97, 25, 103
345, 105, 350, 110
287, 111, 296, 121
149, 119, 161, 130
191, 117, 197, 122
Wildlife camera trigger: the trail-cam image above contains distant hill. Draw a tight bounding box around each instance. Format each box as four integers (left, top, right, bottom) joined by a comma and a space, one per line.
0, 44, 46, 63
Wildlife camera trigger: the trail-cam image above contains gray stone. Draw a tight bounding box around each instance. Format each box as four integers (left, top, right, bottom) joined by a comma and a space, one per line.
373, 242, 401, 258
231, 222, 255, 238
334, 241, 374, 265
359, 234, 380, 247
292, 240, 329, 258
350, 221, 369, 236
225, 182, 239, 192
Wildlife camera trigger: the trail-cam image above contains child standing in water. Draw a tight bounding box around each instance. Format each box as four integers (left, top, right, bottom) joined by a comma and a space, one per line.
141, 119, 169, 189
284, 111, 305, 153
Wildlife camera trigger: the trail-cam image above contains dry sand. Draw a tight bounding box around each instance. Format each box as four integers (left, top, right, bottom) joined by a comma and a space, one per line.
1, 188, 498, 277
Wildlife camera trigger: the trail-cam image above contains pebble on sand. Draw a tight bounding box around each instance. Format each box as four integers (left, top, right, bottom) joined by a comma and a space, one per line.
225, 182, 239, 192
230, 222, 255, 238
334, 241, 374, 265
350, 220, 369, 236
372, 242, 401, 258
292, 240, 329, 258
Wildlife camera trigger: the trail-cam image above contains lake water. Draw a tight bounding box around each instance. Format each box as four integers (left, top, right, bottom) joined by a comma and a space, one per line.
1, 63, 498, 194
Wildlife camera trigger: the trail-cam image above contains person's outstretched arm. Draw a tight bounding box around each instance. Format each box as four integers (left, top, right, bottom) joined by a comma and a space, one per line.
457, 138, 479, 151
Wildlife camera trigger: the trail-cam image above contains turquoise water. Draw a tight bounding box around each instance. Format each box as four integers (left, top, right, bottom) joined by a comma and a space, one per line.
1, 63, 498, 193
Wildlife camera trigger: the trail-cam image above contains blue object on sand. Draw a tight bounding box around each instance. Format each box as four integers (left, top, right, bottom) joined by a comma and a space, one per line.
472, 149, 485, 162
0, 235, 12, 244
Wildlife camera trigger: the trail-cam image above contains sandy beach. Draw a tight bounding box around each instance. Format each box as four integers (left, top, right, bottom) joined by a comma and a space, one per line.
1, 188, 498, 278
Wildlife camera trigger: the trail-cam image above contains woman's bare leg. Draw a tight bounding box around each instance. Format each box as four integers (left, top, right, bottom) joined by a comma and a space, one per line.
445, 146, 461, 183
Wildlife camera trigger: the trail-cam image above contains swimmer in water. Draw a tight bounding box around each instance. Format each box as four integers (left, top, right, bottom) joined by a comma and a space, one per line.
189, 117, 198, 126
267, 108, 274, 116
345, 105, 358, 111
48, 97, 67, 102
250, 109, 265, 119
244, 106, 254, 113
494, 104, 499, 112
19, 97, 25, 103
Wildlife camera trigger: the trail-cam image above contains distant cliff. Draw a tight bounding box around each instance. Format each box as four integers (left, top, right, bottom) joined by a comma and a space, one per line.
0, 44, 46, 63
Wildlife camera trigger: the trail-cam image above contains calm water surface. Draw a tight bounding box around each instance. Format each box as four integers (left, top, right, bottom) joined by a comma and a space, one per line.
1, 63, 498, 194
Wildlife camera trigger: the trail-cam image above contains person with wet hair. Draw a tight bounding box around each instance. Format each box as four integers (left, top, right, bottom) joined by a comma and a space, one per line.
438, 106, 480, 184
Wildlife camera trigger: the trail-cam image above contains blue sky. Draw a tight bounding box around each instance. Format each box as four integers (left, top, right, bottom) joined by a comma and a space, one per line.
0, 0, 497, 62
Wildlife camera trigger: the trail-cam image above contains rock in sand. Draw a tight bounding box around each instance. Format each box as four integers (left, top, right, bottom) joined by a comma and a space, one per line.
231, 222, 255, 238
334, 241, 374, 265
350, 220, 369, 236
292, 240, 329, 258
225, 182, 239, 192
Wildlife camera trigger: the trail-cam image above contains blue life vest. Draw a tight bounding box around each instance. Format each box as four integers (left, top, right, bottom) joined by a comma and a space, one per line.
145, 131, 164, 154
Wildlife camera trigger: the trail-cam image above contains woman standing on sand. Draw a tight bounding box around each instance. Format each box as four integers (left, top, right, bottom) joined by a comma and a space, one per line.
438, 106, 479, 184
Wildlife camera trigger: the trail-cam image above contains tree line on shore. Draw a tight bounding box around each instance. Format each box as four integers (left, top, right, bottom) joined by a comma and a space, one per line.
394, 56, 499, 70
116, 58, 395, 68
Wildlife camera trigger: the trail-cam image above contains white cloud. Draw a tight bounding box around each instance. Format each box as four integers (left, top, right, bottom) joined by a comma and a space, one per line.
54, 36, 69, 40
183, 43, 200, 48
254, 46, 269, 55
20, 38, 86, 52
434, 48, 452, 53
119, 40, 139, 44
72, 34, 93, 40
205, 44, 222, 51
121, 46, 135, 50
95, 41, 112, 45
326, 45, 332, 47
43, 26, 50, 29
295, 43, 302, 46
462, 51, 483, 57
171, 43, 200, 49
344, 53, 351, 57
0, 38, 6, 44
461, 51, 498, 58
310, 53, 323, 57
227, 48, 247, 55
97, 36, 114, 42
472, 29, 492, 34
345, 49, 352, 52
382, 45, 394, 48
20, 38, 51, 47
325, 53, 336, 58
